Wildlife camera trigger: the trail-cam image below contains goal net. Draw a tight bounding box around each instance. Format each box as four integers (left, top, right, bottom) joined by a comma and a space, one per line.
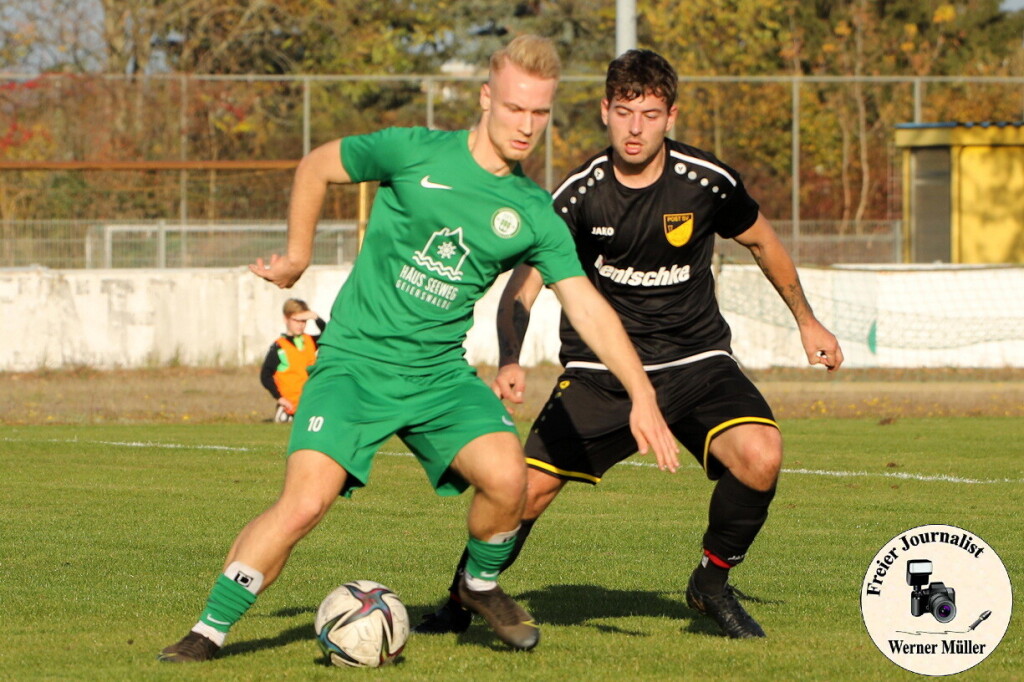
716, 264, 1024, 368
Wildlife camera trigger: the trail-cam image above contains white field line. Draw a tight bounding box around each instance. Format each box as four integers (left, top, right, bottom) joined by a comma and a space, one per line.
379, 450, 1023, 485
6, 437, 1022, 484
2, 437, 251, 453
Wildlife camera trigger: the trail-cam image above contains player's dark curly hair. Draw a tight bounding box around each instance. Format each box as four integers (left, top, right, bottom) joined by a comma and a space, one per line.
605, 49, 678, 107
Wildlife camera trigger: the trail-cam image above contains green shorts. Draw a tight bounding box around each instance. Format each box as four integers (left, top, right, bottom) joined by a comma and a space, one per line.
288, 357, 517, 497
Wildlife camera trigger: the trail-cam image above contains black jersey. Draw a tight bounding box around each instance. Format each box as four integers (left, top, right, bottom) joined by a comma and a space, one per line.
552, 139, 759, 366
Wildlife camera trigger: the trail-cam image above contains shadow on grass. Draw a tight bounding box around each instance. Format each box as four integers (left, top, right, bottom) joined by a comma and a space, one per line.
216, 607, 414, 668
464, 583, 780, 640
219, 582, 782, 658
219, 623, 311, 659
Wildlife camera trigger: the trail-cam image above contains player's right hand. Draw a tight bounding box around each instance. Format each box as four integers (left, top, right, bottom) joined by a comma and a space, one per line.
629, 392, 679, 473
491, 363, 526, 404
249, 253, 307, 289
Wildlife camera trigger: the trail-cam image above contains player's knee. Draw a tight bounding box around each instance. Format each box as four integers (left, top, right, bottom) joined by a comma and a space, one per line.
475, 461, 527, 509
733, 430, 782, 491
272, 493, 333, 539
524, 471, 563, 518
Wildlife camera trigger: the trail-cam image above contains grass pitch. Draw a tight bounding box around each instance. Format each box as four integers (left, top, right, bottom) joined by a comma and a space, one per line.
2, 418, 1021, 680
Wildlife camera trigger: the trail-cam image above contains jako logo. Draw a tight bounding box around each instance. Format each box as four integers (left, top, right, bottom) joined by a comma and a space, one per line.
592, 226, 614, 236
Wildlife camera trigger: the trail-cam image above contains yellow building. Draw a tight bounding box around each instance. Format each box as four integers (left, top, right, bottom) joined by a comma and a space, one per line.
895, 122, 1024, 264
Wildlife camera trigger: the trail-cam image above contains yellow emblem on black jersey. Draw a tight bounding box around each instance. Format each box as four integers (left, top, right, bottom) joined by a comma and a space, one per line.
663, 212, 694, 247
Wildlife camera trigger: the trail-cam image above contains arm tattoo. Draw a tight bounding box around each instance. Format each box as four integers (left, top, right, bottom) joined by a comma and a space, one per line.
753, 249, 812, 320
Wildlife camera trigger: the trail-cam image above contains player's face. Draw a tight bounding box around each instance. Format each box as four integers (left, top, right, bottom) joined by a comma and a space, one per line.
480, 62, 557, 165
602, 93, 677, 168
285, 315, 306, 336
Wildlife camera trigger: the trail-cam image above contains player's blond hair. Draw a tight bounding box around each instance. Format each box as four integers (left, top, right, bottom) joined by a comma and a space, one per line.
282, 298, 309, 317
489, 34, 561, 81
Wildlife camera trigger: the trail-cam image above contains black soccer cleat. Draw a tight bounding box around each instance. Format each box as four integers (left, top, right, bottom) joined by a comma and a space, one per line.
157, 631, 221, 663
414, 596, 473, 634
457, 576, 540, 650
686, 571, 766, 639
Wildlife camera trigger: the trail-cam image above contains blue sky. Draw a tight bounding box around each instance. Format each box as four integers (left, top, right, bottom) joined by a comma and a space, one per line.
1003, 0, 1024, 10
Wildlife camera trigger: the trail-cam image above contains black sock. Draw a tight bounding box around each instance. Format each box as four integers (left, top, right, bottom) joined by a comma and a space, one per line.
501, 518, 537, 572
447, 519, 538, 600
697, 471, 777, 592
692, 550, 731, 594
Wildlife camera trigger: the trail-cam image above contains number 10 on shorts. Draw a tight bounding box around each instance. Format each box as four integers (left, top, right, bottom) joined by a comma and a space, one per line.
307, 416, 325, 432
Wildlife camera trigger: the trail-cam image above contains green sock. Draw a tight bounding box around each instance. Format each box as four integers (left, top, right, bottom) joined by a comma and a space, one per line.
464, 530, 517, 581
198, 574, 258, 634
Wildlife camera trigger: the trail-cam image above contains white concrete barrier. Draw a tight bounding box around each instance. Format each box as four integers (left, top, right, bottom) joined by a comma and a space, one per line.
2, 264, 1021, 370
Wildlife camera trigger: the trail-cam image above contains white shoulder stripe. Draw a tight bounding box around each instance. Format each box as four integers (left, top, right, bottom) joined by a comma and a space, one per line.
552, 154, 609, 201
669, 150, 737, 187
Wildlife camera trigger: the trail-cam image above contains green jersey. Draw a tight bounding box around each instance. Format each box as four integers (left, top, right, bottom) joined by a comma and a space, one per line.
317, 127, 584, 369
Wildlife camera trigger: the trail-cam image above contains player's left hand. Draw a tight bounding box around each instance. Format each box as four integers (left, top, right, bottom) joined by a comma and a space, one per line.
249, 253, 307, 289
491, 363, 527, 406
629, 392, 679, 473
800, 321, 844, 372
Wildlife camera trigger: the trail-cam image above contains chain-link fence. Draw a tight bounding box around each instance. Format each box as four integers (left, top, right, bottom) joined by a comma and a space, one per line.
3, 72, 1023, 268
2, 220, 358, 269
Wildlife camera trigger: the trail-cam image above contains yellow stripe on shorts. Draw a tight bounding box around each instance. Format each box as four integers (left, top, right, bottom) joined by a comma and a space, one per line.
702, 417, 779, 473
526, 458, 601, 484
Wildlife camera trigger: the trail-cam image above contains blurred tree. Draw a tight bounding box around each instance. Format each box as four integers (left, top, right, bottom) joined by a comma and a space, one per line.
3, 0, 1024, 229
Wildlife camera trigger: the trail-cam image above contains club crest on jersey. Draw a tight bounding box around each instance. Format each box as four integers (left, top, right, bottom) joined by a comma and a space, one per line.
413, 226, 469, 281
491, 208, 521, 239
663, 212, 694, 247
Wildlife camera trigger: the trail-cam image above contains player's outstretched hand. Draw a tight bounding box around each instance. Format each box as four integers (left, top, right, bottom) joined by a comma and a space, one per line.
491, 363, 527, 404
801, 320, 844, 372
629, 393, 679, 473
249, 253, 307, 289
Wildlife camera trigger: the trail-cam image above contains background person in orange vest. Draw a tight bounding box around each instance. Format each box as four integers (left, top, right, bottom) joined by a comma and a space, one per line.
259, 298, 325, 422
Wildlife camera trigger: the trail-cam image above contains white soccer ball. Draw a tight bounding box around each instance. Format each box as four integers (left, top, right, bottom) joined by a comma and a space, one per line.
314, 580, 409, 668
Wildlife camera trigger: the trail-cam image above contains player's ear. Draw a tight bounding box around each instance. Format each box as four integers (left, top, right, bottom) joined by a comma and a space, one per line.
665, 104, 678, 132
600, 98, 610, 126
480, 82, 492, 112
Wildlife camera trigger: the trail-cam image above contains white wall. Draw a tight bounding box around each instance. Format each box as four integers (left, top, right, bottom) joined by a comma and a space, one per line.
2, 264, 1022, 371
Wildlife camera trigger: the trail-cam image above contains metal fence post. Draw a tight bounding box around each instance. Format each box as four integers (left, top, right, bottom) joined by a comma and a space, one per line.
303, 77, 311, 155
791, 76, 801, 264
426, 78, 436, 130
545, 102, 554, 191
157, 220, 167, 268
914, 78, 923, 123
104, 225, 112, 269
179, 74, 188, 228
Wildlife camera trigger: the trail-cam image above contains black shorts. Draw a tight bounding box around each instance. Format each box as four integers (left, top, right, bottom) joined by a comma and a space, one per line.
524, 354, 777, 484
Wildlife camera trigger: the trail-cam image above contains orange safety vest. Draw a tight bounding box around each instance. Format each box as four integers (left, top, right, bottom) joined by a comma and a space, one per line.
273, 334, 317, 413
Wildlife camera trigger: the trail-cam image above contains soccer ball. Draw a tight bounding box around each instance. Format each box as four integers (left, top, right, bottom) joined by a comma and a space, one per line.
314, 580, 409, 668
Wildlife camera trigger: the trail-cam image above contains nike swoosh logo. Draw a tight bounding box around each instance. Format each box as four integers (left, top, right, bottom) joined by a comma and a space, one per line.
206, 616, 230, 625
480, 570, 499, 578
502, 416, 514, 426
421, 175, 453, 190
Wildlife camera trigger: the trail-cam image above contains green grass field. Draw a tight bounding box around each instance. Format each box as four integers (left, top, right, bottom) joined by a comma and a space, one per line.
2, 418, 1021, 680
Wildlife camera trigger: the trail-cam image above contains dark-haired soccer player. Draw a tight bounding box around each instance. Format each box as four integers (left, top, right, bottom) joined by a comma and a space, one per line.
158, 36, 678, 662
417, 48, 843, 639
